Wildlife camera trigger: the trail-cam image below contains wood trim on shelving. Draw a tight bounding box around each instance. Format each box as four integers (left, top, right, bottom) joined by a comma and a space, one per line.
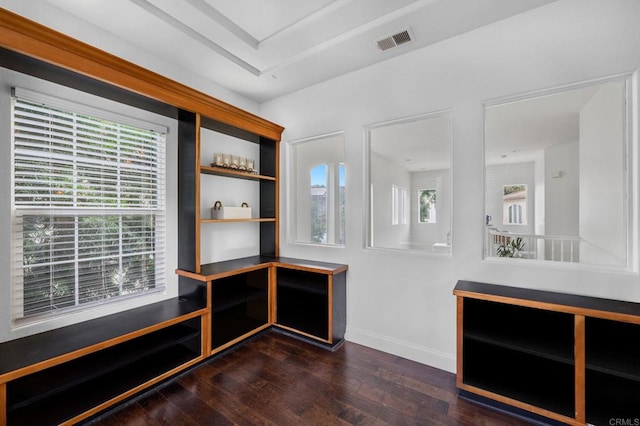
210, 323, 271, 356
273, 262, 349, 275
175, 263, 272, 282
458, 383, 582, 426
0, 383, 6, 426
60, 356, 203, 426
328, 275, 334, 344
201, 218, 276, 224
274, 140, 281, 257
200, 166, 276, 181
453, 289, 640, 326
269, 267, 277, 325
0, 8, 284, 141
274, 324, 331, 345
0, 309, 206, 384
574, 315, 586, 424
456, 296, 464, 389
195, 113, 202, 274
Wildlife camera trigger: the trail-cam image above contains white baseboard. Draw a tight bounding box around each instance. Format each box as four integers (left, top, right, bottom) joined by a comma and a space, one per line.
345, 326, 456, 373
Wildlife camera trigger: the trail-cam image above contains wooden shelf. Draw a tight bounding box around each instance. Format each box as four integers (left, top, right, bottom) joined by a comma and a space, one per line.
176, 255, 348, 282
200, 218, 276, 224
200, 165, 276, 181
463, 330, 574, 365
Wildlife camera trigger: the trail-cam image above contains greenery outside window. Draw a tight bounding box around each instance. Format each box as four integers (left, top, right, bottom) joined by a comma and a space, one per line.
419, 189, 436, 223
11, 88, 166, 322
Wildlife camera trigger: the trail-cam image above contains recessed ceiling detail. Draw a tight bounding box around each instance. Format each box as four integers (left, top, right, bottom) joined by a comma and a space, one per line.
376, 28, 414, 52
25, 0, 558, 102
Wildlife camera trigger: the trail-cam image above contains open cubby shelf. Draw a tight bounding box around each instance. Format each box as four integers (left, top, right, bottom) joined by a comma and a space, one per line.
586, 370, 640, 425
211, 268, 270, 349
463, 339, 575, 417
8, 344, 199, 426
0, 301, 204, 426
455, 280, 640, 425
463, 298, 574, 364
6, 321, 200, 410
585, 317, 640, 381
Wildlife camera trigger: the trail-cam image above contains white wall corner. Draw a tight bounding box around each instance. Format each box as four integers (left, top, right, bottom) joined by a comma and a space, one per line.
345, 326, 456, 373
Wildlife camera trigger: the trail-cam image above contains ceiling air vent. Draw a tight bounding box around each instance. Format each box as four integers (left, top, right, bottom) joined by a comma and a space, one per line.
376, 28, 414, 52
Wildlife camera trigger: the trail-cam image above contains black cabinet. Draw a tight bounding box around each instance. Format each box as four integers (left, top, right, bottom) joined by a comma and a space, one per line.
275, 266, 346, 349
462, 299, 575, 417
211, 267, 270, 350
0, 300, 205, 425
455, 280, 640, 426
585, 318, 640, 425
276, 268, 329, 339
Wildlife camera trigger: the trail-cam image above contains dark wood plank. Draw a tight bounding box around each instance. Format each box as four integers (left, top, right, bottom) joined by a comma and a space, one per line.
92, 332, 531, 425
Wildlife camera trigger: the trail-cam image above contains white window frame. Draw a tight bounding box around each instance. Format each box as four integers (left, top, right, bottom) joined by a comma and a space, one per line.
287, 132, 346, 247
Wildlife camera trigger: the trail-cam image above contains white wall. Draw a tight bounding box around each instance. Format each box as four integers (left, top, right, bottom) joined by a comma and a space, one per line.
579, 82, 627, 266
0, 68, 178, 343
261, 0, 640, 372
370, 152, 411, 249
545, 142, 579, 236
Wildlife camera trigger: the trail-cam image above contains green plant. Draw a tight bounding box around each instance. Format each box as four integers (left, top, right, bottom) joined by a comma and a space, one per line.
497, 237, 525, 258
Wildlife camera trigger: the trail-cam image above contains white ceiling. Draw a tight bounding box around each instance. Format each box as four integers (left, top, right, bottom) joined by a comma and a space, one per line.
16, 0, 558, 103
485, 82, 611, 165
370, 114, 451, 172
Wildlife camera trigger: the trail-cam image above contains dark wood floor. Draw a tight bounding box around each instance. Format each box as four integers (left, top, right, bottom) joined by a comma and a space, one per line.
93, 332, 530, 425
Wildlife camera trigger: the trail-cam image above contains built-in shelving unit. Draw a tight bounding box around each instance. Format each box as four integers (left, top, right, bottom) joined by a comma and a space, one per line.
455, 280, 640, 426
0, 8, 347, 425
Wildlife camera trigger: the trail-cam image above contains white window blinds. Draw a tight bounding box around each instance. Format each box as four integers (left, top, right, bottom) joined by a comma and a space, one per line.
11, 88, 166, 321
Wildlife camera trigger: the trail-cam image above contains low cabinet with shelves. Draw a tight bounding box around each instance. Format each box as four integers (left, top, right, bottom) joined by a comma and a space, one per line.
455, 280, 640, 426
462, 298, 575, 419
210, 267, 270, 352
0, 299, 206, 426
275, 265, 347, 348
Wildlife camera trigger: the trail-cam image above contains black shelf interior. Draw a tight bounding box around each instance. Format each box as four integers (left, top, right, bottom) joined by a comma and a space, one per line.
586, 370, 640, 425
276, 269, 329, 340
211, 268, 269, 349
7, 344, 199, 426
277, 268, 328, 295
463, 298, 574, 362
586, 317, 640, 381
7, 318, 200, 412
463, 338, 575, 418
7, 315, 201, 426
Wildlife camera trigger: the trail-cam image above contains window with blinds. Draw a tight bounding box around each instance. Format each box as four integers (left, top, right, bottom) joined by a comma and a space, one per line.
11, 88, 166, 322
